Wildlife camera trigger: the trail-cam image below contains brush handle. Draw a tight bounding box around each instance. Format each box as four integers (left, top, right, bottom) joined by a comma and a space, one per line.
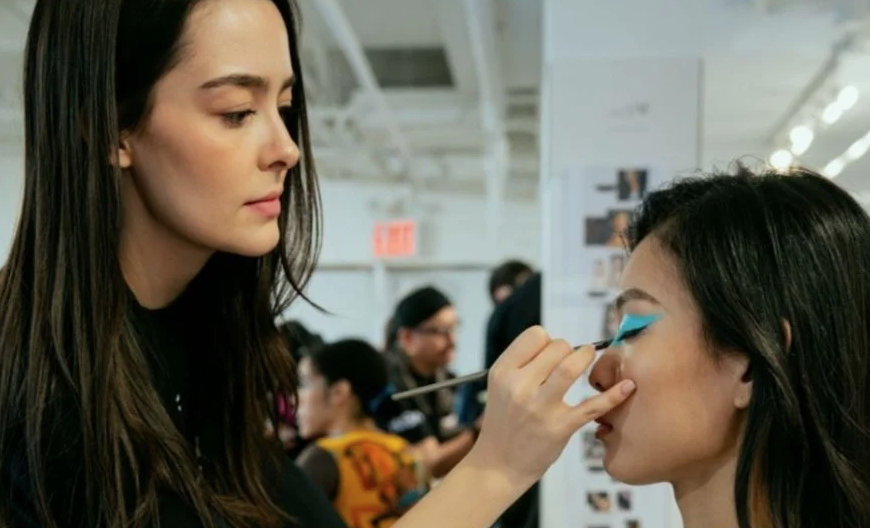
391, 370, 490, 401
390, 338, 611, 401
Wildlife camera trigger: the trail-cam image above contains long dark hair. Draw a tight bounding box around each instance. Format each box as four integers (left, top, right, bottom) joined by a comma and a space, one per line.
628, 164, 870, 528
0, 0, 320, 527
307, 339, 401, 424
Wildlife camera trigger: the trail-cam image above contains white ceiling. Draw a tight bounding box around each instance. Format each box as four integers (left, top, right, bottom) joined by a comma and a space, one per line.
1, 0, 870, 197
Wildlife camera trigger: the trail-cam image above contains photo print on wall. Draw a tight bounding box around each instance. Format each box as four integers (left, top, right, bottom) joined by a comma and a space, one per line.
584, 209, 634, 249
587, 491, 611, 513
617, 490, 632, 511
582, 430, 606, 472
617, 168, 648, 201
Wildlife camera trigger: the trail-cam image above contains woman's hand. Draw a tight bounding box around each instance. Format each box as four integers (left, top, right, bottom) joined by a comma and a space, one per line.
463, 326, 635, 492
392, 326, 635, 528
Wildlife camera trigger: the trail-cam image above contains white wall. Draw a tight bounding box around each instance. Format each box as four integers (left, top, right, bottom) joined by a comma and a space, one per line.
0, 141, 23, 263
285, 180, 541, 375
315, 179, 539, 266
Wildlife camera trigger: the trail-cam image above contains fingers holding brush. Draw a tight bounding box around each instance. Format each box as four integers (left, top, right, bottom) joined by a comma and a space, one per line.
466, 330, 635, 492
536, 344, 598, 403
521, 338, 575, 391
488, 326, 551, 375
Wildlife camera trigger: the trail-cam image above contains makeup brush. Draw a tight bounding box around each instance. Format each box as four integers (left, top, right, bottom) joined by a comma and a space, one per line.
390, 328, 644, 401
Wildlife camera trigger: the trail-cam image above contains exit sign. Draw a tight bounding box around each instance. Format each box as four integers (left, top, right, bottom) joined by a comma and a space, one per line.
372, 219, 417, 258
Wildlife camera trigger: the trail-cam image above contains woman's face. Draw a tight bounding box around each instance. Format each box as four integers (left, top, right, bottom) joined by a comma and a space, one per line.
118, 0, 299, 259
401, 306, 459, 371
296, 357, 334, 439
589, 236, 752, 486
605, 305, 620, 338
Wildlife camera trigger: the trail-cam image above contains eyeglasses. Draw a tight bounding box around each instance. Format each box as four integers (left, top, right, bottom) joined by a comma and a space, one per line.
414, 324, 460, 338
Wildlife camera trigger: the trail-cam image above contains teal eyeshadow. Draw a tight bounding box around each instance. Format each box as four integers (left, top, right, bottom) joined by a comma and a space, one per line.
610, 313, 663, 346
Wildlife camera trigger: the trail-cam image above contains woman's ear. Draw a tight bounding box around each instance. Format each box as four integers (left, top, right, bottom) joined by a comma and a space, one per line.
329, 380, 353, 404
729, 353, 753, 410
111, 133, 133, 169
397, 327, 414, 352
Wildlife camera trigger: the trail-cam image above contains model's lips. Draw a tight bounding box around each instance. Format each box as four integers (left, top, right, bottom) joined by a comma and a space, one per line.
594, 417, 614, 438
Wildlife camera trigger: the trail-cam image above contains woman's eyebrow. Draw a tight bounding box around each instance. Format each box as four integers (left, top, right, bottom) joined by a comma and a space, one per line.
614, 287, 661, 312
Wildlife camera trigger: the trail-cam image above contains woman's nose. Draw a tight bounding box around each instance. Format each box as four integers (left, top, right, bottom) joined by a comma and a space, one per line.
588, 350, 621, 392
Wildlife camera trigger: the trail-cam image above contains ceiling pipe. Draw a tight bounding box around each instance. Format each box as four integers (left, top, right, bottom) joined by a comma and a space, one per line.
463, 0, 507, 140
309, 0, 413, 177
301, 21, 338, 105
462, 0, 510, 254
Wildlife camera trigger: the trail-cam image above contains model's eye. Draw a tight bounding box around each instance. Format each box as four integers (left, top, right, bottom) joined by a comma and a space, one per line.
610, 313, 662, 346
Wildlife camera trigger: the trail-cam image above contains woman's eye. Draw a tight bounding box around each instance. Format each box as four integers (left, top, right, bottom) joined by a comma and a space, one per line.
621, 326, 646, 342
222, 110, 256, 127
611, 313, 662, 346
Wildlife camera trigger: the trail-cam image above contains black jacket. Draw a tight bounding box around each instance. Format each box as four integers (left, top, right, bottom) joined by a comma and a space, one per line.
484, 272, 542, 528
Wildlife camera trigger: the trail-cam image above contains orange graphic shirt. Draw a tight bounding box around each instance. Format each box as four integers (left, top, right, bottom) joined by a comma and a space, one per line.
315, 430, 427, 528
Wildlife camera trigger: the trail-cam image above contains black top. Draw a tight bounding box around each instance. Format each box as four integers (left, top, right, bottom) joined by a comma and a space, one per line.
4, 294, 348, 528
296, 445, 340, 501
380, 351, 458, 444
483, 272, 542, 528
484, 272, 542, 371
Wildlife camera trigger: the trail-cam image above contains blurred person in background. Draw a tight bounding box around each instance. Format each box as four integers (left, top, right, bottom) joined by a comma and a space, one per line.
488, 260, 533, 305
265, 321, 326, 459
483, 272, 543, 528
296, 339, 429, 528
457, 260, 535, 427
456, 260, 535, 431
384, 286, 479, 478
382, 316, 400, 354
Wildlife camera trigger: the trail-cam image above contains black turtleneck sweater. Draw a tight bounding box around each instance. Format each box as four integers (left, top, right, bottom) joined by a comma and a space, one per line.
4, 295, 347, 528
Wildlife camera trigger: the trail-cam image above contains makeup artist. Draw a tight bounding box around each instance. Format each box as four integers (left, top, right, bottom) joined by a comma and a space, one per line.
0, 0, 637, 526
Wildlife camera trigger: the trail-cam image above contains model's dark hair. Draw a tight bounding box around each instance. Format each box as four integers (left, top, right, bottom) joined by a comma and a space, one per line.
628, 164, 870, 528
0, 0, 320, 527
308, 339, 399, 422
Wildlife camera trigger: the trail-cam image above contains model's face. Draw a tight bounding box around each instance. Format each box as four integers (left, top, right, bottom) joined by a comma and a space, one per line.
120, 0, 299, 258
296, 357, 333, 439
588, 236, 751, 486
605, 305, 620, 338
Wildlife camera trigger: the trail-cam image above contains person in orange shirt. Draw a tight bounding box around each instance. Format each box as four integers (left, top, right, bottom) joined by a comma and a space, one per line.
296, 339, 429, 528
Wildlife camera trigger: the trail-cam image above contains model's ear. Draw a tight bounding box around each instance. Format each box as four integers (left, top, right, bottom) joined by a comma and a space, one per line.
728, 352, 752, 410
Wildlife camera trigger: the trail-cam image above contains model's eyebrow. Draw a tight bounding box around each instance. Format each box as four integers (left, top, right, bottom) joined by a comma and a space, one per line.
614, 287, 661, 312
199, 73, 295, 92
